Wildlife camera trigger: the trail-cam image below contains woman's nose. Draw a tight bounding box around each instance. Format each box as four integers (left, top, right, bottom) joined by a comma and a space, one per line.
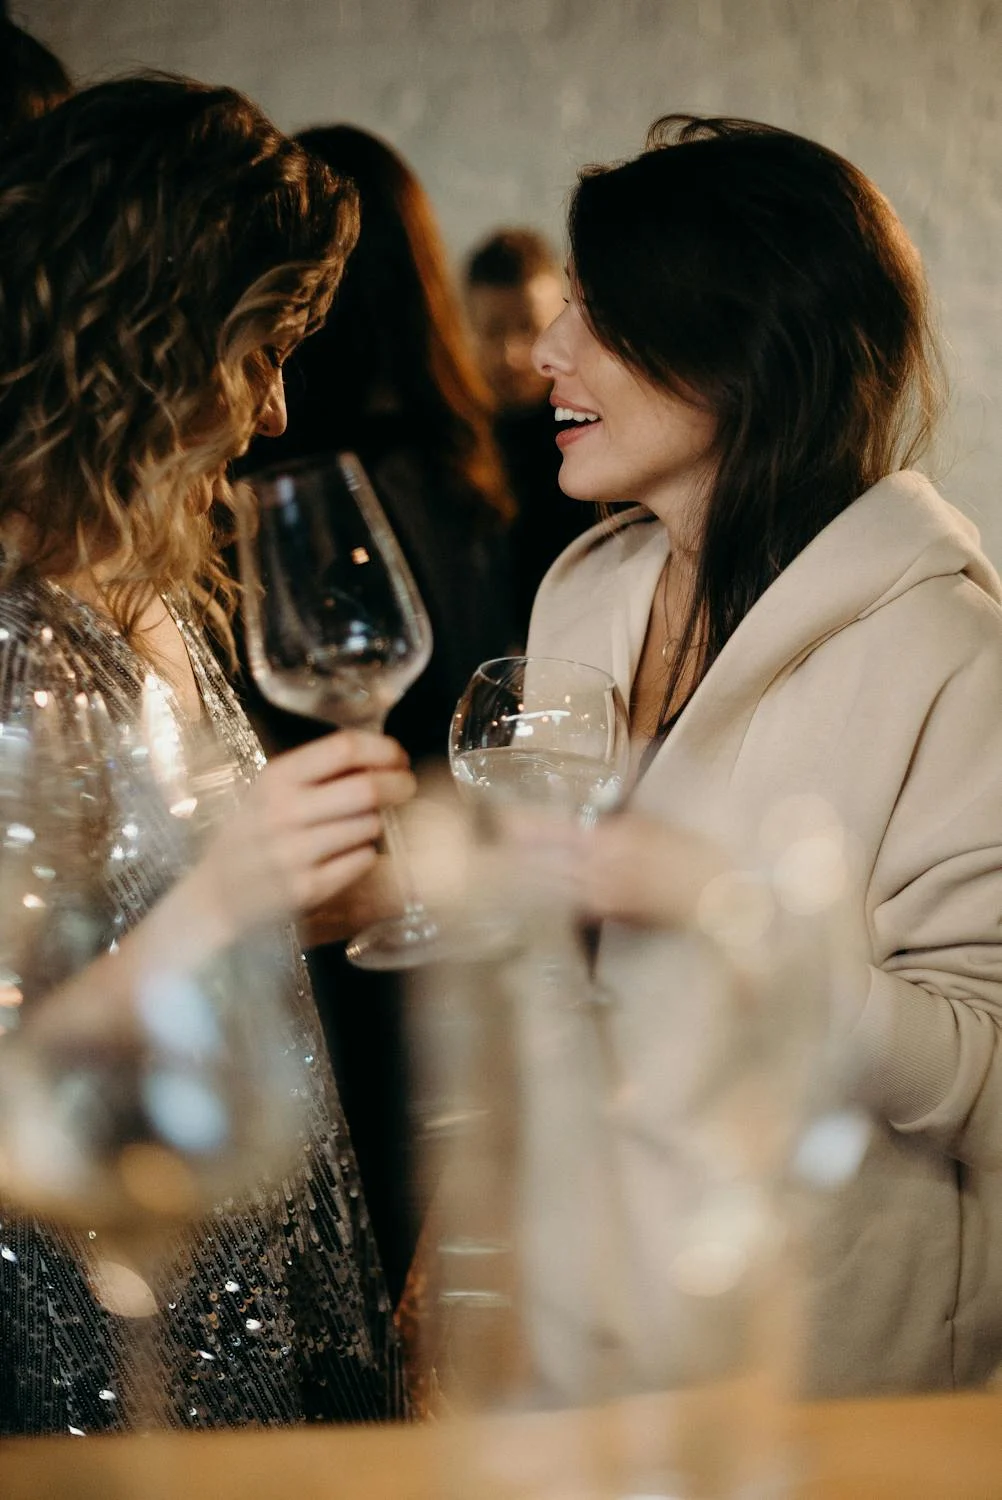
255, 369, 288, 439
531, 307, 571, 380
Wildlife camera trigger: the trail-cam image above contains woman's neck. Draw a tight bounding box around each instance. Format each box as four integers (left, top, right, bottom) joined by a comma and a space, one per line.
50, 562, 117, 614
640, 459, 712, 586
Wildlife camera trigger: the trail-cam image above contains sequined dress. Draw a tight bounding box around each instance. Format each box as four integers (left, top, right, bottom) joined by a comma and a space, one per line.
0, 575, 405, 1434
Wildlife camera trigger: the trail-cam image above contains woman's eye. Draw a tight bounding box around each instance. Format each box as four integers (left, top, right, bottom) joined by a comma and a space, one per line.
262, 343, 294, 373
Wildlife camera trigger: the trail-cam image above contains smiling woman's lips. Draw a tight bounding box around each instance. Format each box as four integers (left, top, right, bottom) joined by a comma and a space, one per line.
553, 401, 601, 436
554, 414, 602, 448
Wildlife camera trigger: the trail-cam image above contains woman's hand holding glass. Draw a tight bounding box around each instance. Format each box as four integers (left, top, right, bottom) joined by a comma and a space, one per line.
237, 452, 438, 969
190, 728, 416, 951
10, 729, 417, 1073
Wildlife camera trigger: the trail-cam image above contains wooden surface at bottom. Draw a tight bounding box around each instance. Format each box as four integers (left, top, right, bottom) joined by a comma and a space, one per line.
1, 1389, 1001, 1499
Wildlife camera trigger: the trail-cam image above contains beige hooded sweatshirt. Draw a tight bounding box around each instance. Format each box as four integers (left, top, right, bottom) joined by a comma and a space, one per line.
527, 470, 1002, 1397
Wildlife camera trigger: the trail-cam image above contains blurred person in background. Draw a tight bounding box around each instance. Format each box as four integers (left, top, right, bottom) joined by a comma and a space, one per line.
237, 123, 513, 1304
526, 114, 1002, 1398
464, 227, 564, 417
465, 228, 593, 639
0, 10, 72, 140
0, 74, 413, 1432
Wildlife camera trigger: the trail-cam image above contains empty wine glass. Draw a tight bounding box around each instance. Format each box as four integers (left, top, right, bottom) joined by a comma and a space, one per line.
449, 655, 630, 830
237, 452, 437, 970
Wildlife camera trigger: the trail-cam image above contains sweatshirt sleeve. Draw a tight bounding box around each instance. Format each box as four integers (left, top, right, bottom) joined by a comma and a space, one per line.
843, 620, 1002, 1167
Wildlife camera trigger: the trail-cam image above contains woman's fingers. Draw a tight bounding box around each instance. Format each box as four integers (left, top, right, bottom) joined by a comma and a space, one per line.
298, 844, 380, 912
194, 730, 420, 941
289, 812, 385, 869
294, 766, 418, 826
505, 810, 729, 928
255, 765, 417, 837
255, 734, 416, 828
279, 729, 410, 787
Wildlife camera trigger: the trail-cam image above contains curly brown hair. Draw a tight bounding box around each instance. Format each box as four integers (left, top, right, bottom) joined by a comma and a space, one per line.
0, 73, 359, 652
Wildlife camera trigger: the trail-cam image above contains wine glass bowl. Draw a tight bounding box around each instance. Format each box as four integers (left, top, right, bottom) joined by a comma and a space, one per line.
449, 656, 630, 829
238, 454, 432, 732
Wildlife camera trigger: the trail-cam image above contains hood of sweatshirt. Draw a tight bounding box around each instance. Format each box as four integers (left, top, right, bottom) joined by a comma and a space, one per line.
529, 470, 1002, 815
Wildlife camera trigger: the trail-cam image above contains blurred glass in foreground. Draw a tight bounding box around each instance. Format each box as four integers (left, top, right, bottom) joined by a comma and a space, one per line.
404, 784, 864, 1498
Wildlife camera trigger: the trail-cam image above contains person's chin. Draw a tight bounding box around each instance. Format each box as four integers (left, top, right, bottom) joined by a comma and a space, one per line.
554, 443, 614, 503
555, 467, 606, 504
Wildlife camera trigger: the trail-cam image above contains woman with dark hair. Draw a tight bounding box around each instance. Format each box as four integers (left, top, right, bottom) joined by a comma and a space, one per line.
0, 75, 413, 1432
526, 116, 1002, 1396
239, 125, 514, 1305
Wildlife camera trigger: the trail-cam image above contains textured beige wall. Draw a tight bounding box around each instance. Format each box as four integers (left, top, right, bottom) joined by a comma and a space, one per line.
15, 0, 1002, 561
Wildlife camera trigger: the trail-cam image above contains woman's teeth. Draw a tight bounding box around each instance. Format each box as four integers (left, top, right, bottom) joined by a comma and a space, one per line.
554, 406, 600, 423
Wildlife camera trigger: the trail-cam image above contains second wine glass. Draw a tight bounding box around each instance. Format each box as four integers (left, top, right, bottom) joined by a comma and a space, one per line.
448, 655, 630, 979
449, 655, 630, 829
237, 452, 437, 970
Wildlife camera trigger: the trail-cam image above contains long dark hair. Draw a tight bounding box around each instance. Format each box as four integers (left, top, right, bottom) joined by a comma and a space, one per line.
570, 114, 944, 732
279, 124, 511, 520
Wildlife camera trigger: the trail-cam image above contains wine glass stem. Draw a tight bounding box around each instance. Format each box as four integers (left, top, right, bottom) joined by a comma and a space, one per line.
380, 803, 425, 919
357, 714, 427, 921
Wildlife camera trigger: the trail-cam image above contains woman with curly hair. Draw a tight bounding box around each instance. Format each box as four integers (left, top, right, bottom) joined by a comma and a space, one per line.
0, 74, 413, 1433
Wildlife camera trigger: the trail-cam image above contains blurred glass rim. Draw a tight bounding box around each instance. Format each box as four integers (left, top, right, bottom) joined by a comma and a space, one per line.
468, 655, 621, 693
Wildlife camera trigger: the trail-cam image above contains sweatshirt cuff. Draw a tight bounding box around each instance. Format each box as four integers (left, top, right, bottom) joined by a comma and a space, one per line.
841, 965, 961, 1130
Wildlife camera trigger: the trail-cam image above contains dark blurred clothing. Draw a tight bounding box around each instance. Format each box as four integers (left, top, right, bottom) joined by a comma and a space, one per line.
232, 412, 512, 1304
495, 401, 595, 643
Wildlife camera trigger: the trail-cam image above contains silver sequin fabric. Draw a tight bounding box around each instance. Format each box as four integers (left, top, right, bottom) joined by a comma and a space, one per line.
0, 575, 405, 1433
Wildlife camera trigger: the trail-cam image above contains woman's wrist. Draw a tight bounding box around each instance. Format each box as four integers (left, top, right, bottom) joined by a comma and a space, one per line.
136, 860, 244, 975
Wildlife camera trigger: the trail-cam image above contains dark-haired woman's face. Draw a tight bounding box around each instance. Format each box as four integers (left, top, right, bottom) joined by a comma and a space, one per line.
532, 292, 716, 533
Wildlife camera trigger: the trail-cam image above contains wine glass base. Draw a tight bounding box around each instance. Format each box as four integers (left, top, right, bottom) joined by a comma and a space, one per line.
345, 912, 522, 971
345, 913, 448, 971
